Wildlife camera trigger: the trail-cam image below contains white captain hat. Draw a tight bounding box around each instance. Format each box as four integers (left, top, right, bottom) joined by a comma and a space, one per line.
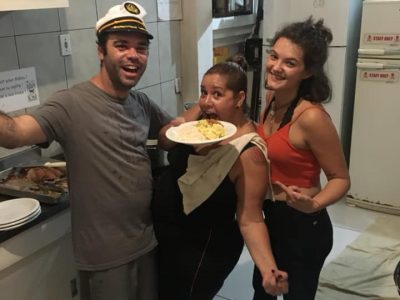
96, 1, 153, 39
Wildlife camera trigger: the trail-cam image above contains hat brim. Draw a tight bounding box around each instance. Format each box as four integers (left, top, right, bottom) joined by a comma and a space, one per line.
98, 27, 153, 40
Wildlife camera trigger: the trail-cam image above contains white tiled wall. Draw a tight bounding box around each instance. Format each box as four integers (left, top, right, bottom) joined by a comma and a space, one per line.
0, 0, 183, 158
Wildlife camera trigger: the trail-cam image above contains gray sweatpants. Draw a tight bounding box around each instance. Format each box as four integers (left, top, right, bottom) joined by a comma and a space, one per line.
79, 249, 157, 300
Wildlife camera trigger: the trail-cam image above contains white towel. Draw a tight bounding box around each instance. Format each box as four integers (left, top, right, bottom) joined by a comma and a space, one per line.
316, 214, 400, 300
178, 132, 273, 214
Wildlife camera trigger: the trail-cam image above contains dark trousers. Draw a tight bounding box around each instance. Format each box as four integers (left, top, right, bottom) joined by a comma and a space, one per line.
157, 224, 243, 300
252, 200, 333, 300
152, 159, 243, 300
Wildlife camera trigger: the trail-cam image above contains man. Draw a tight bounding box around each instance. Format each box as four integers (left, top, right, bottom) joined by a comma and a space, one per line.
0, 2, 172, 299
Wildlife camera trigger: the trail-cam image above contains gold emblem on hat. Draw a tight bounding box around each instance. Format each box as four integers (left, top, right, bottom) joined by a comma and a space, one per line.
124, 2, 140, 15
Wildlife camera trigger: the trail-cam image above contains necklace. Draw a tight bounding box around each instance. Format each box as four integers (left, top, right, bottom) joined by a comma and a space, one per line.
269, 102, 275, 118
264, 95, 301, 130
269, 101, 276, 118
267, 97, 300, 131
269, 101, 290, 120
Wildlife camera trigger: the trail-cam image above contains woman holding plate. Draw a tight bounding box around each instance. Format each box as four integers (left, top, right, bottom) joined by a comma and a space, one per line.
154, 55, 288, 300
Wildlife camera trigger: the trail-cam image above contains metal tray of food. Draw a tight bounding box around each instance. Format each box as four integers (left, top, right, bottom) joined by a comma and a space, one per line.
0, 166, 68, 204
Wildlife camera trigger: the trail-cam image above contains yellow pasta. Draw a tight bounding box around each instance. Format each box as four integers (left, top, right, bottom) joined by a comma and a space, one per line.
195, 119, 226, 140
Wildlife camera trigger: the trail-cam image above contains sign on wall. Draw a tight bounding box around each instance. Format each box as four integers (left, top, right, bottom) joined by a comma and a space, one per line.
0, 67, 40, 113
360, 70, 399, 83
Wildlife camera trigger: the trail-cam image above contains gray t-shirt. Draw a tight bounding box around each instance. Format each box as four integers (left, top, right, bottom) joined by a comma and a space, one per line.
29, 81, 172, 270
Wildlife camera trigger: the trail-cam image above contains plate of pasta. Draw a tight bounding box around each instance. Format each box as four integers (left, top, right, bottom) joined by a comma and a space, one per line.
166, 119, 237, 145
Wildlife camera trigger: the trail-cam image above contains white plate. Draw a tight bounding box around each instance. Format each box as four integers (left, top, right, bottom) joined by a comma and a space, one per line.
0, 207, 41, 230
0, 208, 41, 231
0, 205, 41, 227
166, 121, 237, 145
0, 206, 42, 228
0, 198, 40, 225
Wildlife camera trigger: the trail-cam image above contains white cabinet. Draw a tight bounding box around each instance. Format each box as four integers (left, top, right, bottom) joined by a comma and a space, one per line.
263, 0, 359, 46
0, 210, 79, 300
0, 0, 69, 11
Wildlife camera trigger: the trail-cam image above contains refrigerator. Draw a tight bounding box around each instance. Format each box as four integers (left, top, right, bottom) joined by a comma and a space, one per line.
347, 0, 400, 215
261, 0, 363, 165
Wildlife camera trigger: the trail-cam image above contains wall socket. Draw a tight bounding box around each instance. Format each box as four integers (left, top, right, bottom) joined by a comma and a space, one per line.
60, 34, 72, 56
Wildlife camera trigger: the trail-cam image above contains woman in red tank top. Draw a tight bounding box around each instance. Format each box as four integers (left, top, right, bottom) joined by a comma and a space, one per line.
252, 17, 350, 300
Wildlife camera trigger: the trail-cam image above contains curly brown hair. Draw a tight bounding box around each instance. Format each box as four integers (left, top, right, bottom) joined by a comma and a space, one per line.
271, 16, 333, 102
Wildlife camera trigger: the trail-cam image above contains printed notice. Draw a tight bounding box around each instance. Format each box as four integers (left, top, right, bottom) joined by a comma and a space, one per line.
364, 33, 400, 44
0, 67, 40, 113
360, 70, 399, 82
157, 0, 182, 21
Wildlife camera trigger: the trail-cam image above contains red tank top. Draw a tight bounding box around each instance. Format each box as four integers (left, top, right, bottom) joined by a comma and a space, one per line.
257, 106, 325, 187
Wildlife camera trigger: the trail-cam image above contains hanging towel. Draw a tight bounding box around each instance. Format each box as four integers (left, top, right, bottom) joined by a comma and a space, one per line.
178, 132, 274, 214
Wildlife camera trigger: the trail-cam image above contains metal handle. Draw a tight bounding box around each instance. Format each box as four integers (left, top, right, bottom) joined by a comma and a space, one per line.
358, 48, 400, 56
43, 162, 66, 168
357, 62, 400, 69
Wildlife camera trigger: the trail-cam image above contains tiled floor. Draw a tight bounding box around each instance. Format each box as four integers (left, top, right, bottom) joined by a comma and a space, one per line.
214, 199, 383, 300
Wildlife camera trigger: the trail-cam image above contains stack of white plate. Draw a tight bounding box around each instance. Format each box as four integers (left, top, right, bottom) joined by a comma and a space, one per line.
0, 198, 41, 231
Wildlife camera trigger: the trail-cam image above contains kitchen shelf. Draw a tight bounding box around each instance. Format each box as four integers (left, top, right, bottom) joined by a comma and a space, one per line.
212, 13, 256, 46
212, 14, 256, 30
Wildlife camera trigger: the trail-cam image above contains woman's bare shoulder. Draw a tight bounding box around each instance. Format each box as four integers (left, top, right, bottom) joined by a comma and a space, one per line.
295, 101, 330, 126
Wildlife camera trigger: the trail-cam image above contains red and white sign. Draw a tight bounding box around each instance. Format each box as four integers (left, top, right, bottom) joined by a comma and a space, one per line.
364, 33, 400, 44
360, 70, 399, 82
